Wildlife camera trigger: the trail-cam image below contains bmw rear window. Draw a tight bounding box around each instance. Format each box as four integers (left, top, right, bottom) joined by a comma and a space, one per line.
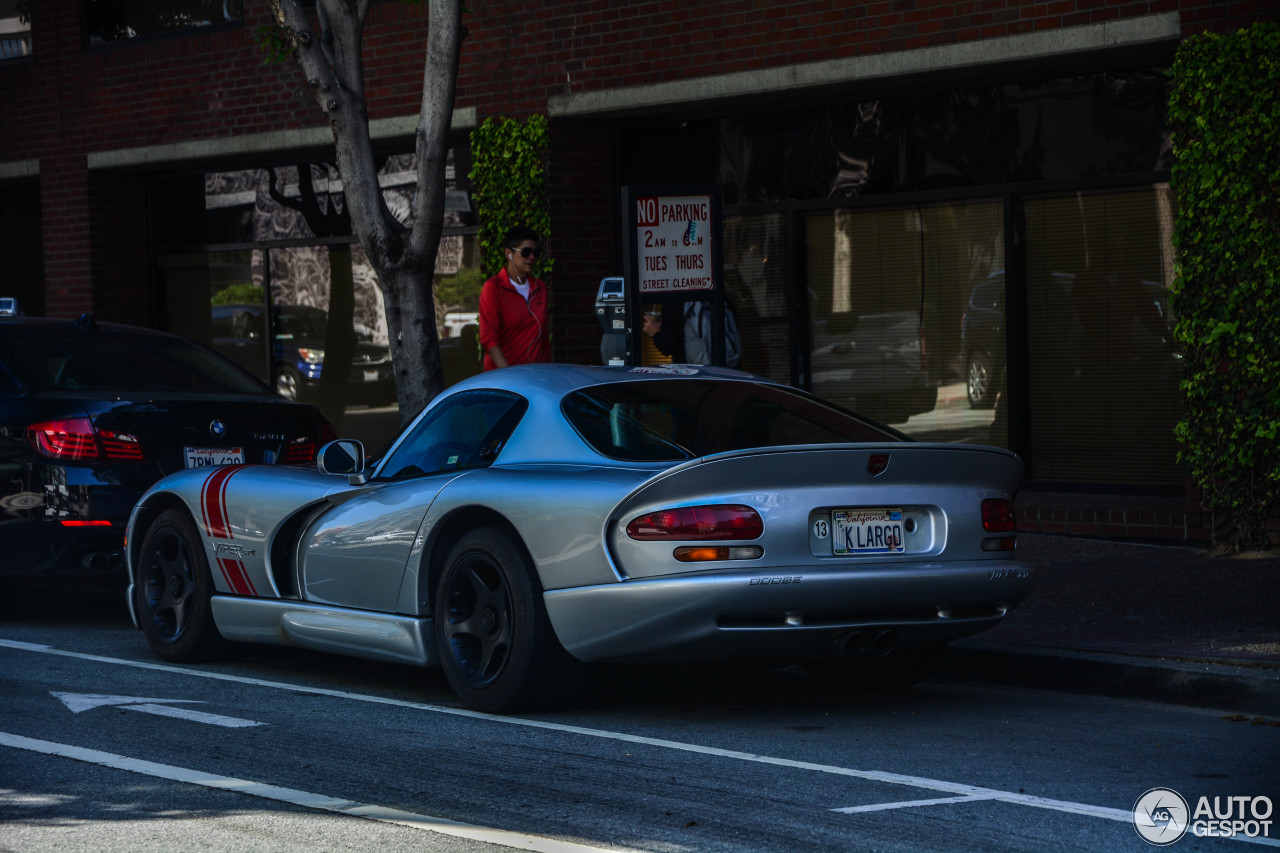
562, 379, 903, 462
0, 330, 270, 395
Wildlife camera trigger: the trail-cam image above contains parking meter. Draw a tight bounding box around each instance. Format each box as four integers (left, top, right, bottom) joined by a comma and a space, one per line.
595, 276, 627, 365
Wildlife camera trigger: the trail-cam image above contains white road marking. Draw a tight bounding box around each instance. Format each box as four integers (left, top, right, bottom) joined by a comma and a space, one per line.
52, 691, 262, 728
834, 793, 1005, 814
0, 731, 634, 853
5, 638, 1278, 848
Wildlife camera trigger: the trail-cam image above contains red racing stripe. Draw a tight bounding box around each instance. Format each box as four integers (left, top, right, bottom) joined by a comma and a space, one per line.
200, 466, 238, 539
217, 558, 257, 596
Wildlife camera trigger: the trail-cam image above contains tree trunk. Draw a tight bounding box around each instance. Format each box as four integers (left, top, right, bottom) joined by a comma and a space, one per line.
315, 245, 356, 430
380, 264, 442, 427
265, 0, 460, 429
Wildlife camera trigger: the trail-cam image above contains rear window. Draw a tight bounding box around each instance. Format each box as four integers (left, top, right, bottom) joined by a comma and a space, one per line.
562, 379, 902, 462
0, 329, 271, 395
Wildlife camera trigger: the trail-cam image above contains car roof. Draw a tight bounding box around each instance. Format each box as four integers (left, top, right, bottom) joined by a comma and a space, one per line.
393, 363, 781, 469
443, 362, 770, 399
0, 315, 189, 341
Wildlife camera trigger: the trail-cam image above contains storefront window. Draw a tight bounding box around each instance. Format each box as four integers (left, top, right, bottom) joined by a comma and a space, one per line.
157, 149, 482, 451
723, 213, 790, 384
0, 0, 31, 59
1024, 185, 1181, 484
85, 0, 243, 43
805, 201, 1005, 444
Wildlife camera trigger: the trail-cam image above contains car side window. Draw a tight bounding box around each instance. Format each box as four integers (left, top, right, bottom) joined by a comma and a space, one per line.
376, 390, 527, 480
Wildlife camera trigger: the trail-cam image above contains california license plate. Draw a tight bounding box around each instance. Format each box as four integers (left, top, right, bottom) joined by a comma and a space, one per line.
832, 508, 906, 555
184, 447, 245, 468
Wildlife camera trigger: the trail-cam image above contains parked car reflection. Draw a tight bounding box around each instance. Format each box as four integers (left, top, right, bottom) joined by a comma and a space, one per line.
211, 303, 395, 404
810, 309, 938, 425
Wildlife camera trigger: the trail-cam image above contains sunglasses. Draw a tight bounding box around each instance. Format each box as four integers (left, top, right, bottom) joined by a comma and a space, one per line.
512, 247, 542, 259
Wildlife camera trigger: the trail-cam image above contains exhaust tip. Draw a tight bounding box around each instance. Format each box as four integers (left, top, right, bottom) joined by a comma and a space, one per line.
870, 629, 898, 656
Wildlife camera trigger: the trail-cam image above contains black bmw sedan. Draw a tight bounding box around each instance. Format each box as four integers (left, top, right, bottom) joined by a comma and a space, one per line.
0, 314, 336, 581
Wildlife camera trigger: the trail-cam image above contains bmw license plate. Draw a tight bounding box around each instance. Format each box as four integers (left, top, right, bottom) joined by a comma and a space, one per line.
832, 508, 905, 555
184, 447, 245, 468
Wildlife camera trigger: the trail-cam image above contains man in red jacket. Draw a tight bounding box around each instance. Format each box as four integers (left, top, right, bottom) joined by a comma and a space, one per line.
478, 226, 550, 370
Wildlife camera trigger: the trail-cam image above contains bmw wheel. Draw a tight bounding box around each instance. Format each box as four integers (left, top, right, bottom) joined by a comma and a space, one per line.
434, 525, 583, 712
135, 509, 228, 662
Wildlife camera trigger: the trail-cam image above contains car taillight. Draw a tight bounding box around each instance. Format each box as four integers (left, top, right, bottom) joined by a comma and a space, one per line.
29, 419, 143, 462
281, 434, 318, 465
626, 504, 763, 541
982, 498, 1016, 532
298, 347, 324, 365
29, 419, 99, 460
99, 429, 144, 460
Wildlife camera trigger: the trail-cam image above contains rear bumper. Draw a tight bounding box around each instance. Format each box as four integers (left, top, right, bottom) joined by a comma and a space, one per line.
543, 559, 1033, 663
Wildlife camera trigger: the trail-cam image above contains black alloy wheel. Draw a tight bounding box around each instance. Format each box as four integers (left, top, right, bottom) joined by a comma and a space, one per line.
434, 525, 584, 712
441, 552, 514, 688
135, 509, 227, 662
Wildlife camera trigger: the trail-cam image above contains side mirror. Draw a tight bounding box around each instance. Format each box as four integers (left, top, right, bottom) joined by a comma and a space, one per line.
317, 439, 366, 483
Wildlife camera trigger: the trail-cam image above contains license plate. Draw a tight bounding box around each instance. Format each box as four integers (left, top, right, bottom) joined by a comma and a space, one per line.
832, 508, 905, 555
185, 447, 245, 468
363, 369, 379, 382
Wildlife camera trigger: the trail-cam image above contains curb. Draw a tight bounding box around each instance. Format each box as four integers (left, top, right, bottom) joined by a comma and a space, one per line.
945, 641, 1280, 718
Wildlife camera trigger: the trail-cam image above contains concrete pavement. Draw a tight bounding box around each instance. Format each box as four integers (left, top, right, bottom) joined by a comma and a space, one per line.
947, 533, 1280, 717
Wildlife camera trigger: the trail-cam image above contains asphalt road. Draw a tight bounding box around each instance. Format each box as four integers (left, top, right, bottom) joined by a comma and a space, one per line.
2, 587, 1277, 852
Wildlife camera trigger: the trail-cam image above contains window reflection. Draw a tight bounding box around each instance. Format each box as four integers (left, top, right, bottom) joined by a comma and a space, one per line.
85, 0, 244, 43
1025, 186, 1181, 484
722, 214, 789, 383
0, 0, 31, 59
805, 203, 1005, 444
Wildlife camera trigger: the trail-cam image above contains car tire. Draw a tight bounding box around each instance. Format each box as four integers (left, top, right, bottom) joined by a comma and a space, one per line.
275, 364, 301, 401
966, 351, 997, 409
434, 524, 583, 713
134, 508, 229, 662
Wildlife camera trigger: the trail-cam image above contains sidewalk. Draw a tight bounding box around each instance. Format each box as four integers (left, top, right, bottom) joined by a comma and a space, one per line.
947, 533, 1280, 716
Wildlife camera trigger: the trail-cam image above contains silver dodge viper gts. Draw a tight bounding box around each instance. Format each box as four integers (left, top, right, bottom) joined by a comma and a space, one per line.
125, 363, 1032, 712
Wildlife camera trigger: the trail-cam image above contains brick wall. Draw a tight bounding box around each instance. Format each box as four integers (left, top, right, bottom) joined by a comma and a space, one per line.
88, 171, 150, 325
548, 120, 619, 365
3, 1, 1274, 317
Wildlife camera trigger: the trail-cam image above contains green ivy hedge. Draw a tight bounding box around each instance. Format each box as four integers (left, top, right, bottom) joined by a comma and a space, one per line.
468, 115, 552, 280
1168, 22, 1280, 550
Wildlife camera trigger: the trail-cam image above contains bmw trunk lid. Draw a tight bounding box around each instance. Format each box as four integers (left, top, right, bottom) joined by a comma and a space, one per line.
84, 394, 329, 476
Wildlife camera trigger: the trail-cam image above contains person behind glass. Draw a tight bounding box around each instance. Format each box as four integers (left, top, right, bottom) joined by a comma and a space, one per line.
479, 226, 550, 370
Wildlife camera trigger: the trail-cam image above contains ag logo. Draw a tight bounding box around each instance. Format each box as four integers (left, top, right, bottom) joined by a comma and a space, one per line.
1133, 787, 1190, 845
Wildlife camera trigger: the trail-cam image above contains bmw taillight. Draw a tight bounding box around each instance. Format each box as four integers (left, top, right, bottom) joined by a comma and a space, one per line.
28, 419, 143, 462
626, 504, 763, 541
281, 434, 318, 465
99, 429, 144, 460
29, 419, 97, 460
